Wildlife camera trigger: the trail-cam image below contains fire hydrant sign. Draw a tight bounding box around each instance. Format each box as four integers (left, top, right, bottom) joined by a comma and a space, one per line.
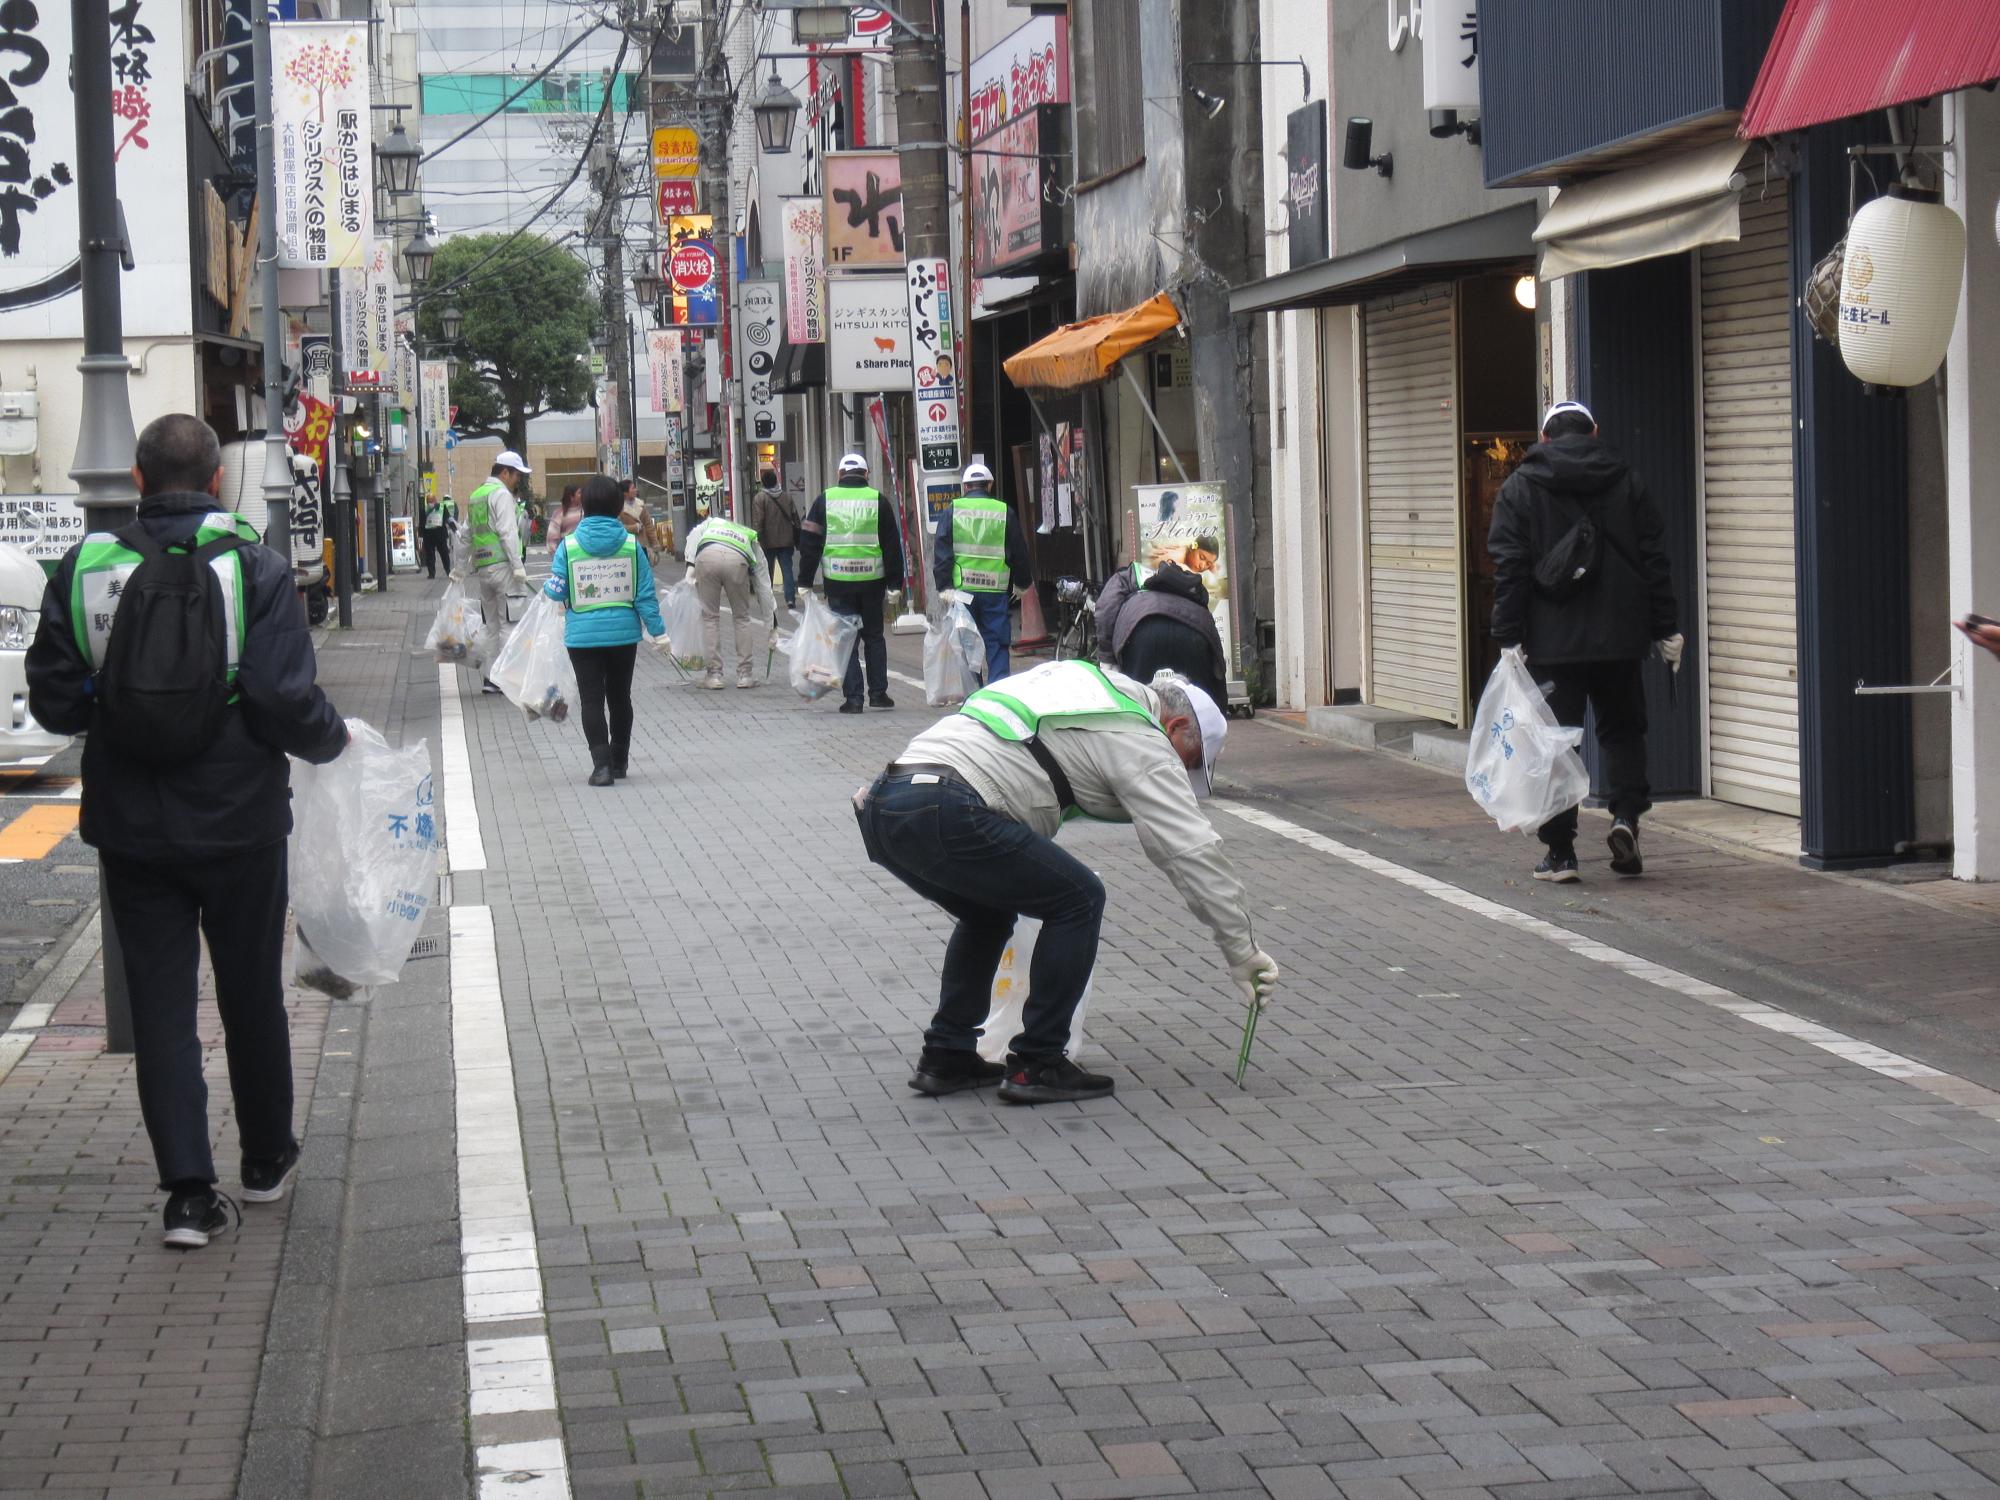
272, 21, 372, 269
906, 258, 961, 474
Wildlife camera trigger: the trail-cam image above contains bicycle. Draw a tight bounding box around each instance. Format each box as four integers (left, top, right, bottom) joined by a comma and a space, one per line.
1051, 576, 1098, 663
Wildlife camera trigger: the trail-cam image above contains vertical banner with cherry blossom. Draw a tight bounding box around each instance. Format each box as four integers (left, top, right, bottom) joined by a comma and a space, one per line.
272, 21, 372, 269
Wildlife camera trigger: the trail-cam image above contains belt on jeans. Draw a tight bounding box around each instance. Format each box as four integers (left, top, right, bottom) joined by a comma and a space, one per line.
882, 761, 969, 787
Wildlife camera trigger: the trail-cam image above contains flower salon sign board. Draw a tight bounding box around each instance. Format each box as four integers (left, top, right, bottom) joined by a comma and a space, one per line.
273, 21, 372, 270
0, 0, 194, 337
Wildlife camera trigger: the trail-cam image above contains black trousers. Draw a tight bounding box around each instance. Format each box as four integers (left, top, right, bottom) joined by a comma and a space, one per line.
1537, 658, 1651, 850
421, 526, 451, 578
829, 586, 888, 703
100, 841, 295, 1191
569, 642, 637, 754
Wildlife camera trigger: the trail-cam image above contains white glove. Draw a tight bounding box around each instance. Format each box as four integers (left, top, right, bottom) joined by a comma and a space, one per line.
939, 589, 964, 607
1231, 951, 1280, 1011
448, 562, 466, 582
511, 565, 529, 587
651, 635, 674, 656
1654, 633, 1685, 672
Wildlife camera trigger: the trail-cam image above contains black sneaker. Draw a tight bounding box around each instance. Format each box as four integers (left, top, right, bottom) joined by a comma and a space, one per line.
997, 1054, 1114, 1105
869, 693, 896, 709
241, 1142, 301, 1203
908, 1047, 1007, 1097
163, 1187, 238, 1249
1608, 819, 1643, 876
481, 679, 503, 695
1534, 851, 1580, 884
838, 700, 864, 715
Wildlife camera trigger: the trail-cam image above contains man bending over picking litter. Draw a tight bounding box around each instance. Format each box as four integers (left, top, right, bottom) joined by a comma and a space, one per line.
854, 659, 1279, 1104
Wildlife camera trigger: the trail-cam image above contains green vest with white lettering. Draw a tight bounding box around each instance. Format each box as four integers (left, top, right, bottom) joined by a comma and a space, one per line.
696, 518, 759, 567
467, 479, 509, 569
823, 487, 885, 584
561, 533, 638, 612
70, 512, 256, 685
960, 662, 1162, 821
950, 495, 1009, 593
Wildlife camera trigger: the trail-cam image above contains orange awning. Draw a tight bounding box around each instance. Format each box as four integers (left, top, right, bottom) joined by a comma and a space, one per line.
1002, 293, 1181, 393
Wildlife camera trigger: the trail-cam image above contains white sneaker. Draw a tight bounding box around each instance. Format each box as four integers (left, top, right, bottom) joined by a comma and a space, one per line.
702, 671, 725, 691
736, 667, 756, 689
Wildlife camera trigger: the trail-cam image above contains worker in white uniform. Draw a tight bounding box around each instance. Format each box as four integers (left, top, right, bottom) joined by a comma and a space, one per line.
855, 659, 1279, 1104
452, 450, 530, 688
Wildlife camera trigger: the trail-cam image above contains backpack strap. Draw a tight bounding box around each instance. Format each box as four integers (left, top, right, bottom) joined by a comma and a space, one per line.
113, 521, 166, 559
1023, 735, 1078, 815
193, 532, 250, 563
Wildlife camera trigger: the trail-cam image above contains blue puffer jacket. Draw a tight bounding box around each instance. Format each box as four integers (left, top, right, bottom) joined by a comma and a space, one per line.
543, 515, 667, 647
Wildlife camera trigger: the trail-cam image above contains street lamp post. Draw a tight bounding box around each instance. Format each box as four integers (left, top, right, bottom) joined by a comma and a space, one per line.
250, 0, 292, 568
68, 0, 138, 1054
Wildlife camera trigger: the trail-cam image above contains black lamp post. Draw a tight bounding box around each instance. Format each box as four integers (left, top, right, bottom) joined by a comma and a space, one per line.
374, 121, 422, 199
752, 70, 802, 155
441, 304, 464, 342
403, 224, 436, 288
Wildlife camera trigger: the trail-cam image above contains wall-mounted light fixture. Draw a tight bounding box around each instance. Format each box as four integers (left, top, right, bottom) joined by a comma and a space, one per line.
1342, 117, 1392, 179
1428, 109, 1481, 146
1513, 275, 1537, 311
1187, 85, 1226, 120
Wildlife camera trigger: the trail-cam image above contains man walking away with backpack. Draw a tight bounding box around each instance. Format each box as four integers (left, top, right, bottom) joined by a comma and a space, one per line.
1488, 401, 1681, 884
26, 414, 349, 1249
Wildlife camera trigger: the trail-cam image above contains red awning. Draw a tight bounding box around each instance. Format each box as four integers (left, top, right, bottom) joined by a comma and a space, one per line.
1740, 0, 2000, 138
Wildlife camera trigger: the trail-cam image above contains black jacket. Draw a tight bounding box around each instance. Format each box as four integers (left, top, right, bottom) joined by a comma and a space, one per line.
26, 492, 348, 861
796, 489, 905, 598
1488, 435, 1677, 664
931, 491, 1032, 596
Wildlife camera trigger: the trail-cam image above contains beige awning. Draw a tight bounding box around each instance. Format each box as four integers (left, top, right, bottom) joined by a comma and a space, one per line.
1535, 140, 1756, 280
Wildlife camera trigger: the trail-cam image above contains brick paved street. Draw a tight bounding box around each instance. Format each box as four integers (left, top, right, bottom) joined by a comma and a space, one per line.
6, 576, 2000, 1498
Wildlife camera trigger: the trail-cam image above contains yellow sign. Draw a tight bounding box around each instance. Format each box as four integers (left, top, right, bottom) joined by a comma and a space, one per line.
422, 471, 438, 500
652, 127, 700, 180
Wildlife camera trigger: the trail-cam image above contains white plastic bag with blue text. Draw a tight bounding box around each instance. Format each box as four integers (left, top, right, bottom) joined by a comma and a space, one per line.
288, 719, 440, 996
1464, 648, 1590, 833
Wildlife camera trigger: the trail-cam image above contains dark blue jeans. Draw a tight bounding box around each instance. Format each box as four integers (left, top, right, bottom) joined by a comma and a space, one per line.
830, 586, 888, 704
767, 545, 797, 607
857, 773, 1103, 1060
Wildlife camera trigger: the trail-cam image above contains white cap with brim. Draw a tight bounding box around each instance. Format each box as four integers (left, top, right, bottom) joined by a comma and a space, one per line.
838, 452, 868, 472
494, 449, 533, 474
962, 461, 994, 485
1181, 682, 1228, 798
1539, 400, 1594, 436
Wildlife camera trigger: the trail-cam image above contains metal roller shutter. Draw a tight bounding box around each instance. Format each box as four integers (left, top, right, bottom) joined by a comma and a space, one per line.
1362, 289, 1464, 725
1699, 185, 1799, 816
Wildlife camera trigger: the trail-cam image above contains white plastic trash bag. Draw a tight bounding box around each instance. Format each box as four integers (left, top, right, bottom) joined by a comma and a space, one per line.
789, 592, 861, 701
489, 593, 577, 724
660, 576, 706, 670
976, 917, 1093, 1063
923, 599, 985, 706
288, 718, 439, 997
424, 578, 483, 666
1464, 648, 1590, 832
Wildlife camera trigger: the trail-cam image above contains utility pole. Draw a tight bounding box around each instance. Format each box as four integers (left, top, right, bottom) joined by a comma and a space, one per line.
69, 0, 137, 1055
330, 274, 355, 626
892, 0, 952, 270
591, 136, 633, 479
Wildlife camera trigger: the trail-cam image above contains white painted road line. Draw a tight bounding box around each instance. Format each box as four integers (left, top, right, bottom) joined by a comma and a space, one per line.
0, 913, 101, 1087
1218, 801, 2000, 1123
437, 662, 487, 874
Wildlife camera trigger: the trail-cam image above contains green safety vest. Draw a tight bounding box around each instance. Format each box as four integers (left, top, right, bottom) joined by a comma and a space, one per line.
70, 512, 256, 683
823, 487, 884, 584
696, 518, 759, 567
467, 480, 510, 569
961, 662, 1161, 820
561, 533, 638, 612
951, 496, 1009, 593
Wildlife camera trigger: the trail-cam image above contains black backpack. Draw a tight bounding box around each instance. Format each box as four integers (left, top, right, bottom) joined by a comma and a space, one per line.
94, 521, 248, 765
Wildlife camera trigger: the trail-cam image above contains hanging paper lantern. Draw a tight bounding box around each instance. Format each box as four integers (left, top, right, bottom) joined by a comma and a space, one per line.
1838, 185, 1965, 388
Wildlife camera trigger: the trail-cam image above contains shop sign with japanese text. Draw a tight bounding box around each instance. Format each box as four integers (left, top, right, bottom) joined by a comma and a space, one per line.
827, 276, 910, 393
273, 21, 372, 269
780, 197, 824, 343
905, 259, 959, 473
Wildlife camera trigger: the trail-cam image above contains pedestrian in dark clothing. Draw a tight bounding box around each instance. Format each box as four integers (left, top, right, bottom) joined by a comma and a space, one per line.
1095, 561, 1228, 711
932, 461, 1033, 682
25, 414, 349, 1249
1488, 400, 1682, 883
797, 453, 906, 712
750, 468, 801, 610
420, 493, 456, 578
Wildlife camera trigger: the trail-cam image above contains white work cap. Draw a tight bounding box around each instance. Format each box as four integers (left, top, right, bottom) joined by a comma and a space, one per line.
1181, 682, 1228, 798
962, 461, 994, 485
494, 449, 533, 474
1539, 400, 1594, 436
837, 452, 867, 472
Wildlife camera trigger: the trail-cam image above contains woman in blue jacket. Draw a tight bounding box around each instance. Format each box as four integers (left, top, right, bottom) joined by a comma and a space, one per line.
544, 474, 669, 786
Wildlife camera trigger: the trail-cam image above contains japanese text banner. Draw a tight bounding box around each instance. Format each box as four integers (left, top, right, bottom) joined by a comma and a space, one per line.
273, 21, 372, 269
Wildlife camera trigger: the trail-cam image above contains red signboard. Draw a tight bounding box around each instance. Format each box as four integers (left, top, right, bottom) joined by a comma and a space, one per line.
657, 179, 696, 220
669, 241, 716, 293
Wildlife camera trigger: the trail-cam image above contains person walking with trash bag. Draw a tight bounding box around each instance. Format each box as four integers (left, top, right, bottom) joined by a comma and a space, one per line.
750, 468, 801, 611
1095, 559, 1228, 713
684, 503, 778, 690
854, 660, 1279, 1104
420, 491, 456, 579
454, 451, 532, 692
797, 452, 904, 713
543, 475, 670, 786
1488, 400, 1680, 884
24, 414, 349, 1249
932, 460, 1032, 683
